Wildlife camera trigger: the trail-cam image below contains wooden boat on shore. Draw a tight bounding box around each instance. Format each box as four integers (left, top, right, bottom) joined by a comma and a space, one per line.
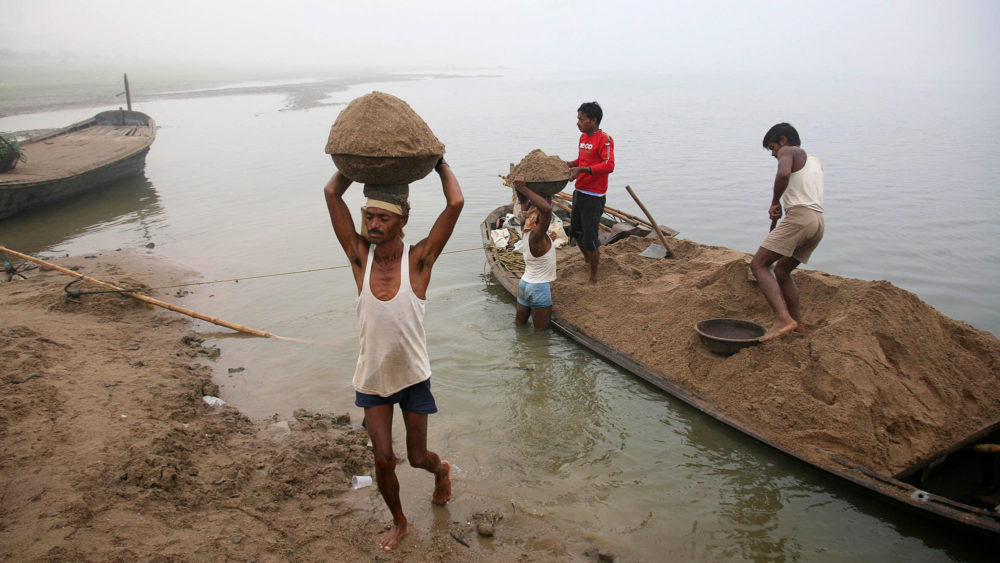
481, 196, 1000, 540
0, 109, 156, 220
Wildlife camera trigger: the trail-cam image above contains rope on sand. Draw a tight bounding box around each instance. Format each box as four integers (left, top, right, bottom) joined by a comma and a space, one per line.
0, 245, 488, 343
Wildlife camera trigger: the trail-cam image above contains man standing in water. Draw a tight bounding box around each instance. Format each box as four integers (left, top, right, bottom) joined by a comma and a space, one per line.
323, 158, 462, 551
750, 123, 825, 341
512, 175, 556, 331
567, 101, 615, 284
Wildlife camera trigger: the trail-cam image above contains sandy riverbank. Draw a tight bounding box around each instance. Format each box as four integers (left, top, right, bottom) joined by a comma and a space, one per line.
0, 250, 595, 561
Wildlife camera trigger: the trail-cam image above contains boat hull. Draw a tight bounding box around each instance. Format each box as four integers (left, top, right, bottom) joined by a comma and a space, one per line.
0, 110, 156, 220
481, 203, 1000, 540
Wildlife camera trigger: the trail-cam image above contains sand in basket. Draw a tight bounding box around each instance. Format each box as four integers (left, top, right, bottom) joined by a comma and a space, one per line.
326, 91, 445, 185
511, 149, 572, 196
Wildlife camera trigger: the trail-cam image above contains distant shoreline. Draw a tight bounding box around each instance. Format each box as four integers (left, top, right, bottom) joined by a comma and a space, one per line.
0, 67, 501, 118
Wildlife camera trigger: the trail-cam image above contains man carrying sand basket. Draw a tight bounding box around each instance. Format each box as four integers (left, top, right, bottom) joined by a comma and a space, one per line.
750, 122, 825, 341
323, 91, 462, 552
512, 175, 556, 331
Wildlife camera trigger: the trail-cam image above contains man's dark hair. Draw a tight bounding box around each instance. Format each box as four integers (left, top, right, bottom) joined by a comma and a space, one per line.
578, 101, 603, 126
762, 123, 801, 148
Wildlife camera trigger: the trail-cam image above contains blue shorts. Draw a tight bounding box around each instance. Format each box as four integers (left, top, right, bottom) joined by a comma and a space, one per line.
517, 279, 553, 308
355, 379, 438, 414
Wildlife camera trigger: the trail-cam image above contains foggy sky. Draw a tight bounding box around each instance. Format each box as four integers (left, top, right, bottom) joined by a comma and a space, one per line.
2, 0, 998, 79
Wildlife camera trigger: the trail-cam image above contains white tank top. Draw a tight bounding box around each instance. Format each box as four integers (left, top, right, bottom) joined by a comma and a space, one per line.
782, 155, 824, 213
521, 234, 557, 284
353, 244, 431, 396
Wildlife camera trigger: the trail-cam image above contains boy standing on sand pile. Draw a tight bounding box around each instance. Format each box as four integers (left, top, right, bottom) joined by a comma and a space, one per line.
750, 123, 825, 341
323, 157, 463, 552
567, 101, 615, 284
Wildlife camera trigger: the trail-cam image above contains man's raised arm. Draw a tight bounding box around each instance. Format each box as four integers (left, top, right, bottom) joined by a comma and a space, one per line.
323, 171, 367, 268
513, 176, 552, 235
416, 159, 464, 266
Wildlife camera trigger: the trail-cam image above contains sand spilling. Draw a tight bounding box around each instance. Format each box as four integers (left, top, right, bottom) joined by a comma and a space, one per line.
553, 237, 1000, 476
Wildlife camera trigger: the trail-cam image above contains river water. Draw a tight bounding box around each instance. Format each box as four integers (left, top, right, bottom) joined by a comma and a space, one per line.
1, 70, 997, 560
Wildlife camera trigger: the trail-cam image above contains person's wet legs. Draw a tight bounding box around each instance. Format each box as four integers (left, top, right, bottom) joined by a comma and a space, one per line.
531, 305, 552, 331
402, 410, 451, 505
515, 303, 531, 326
365, 405, 409, 551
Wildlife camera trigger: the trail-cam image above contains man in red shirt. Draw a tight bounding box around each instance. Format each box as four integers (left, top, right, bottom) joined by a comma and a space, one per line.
567, 101, 615, 284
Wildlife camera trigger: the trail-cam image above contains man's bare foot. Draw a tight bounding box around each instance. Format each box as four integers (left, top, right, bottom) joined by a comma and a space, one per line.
760, 320, 798, 342
377, 521, 408, 551
588, 276, 598, 285
432, 460, 452, 505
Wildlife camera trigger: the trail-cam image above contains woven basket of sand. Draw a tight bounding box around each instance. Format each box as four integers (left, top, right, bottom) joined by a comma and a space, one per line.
325, 92, 445, 185
510, 149, 572, 196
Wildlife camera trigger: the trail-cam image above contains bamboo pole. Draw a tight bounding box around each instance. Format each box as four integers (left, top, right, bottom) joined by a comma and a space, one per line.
625, 185, 673, 258
553, 191, 676, 236
123, 73, 132, 112
0, 246, 311, 343
603, 206, 654, 229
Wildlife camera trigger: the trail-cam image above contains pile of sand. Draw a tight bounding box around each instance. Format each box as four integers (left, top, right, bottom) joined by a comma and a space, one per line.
511, 149, 571, 182
553, 237, 1000, 476
325, 91, 444, 158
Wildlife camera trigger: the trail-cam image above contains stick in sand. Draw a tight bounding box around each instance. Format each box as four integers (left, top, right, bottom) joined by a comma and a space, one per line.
624, 185, 673, 258
0, 246, 311, 343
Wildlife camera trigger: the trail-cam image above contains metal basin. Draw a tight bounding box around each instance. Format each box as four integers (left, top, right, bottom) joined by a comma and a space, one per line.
331, 153, 441, 185
694, 318, 765, 356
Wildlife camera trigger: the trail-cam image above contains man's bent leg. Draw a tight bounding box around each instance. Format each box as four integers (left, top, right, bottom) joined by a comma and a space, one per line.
576, 238, 590, 263
401, 410, 452, 505
750, 247, 798, 341
365, 404, 409, 551
773, 256, 804, 331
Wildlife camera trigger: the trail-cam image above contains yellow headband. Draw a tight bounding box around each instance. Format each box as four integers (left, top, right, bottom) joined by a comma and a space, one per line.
363, 198, 406, 216
359, 199, 408, 241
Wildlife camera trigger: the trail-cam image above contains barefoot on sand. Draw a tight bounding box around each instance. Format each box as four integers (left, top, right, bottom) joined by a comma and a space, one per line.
377, 521, 409, 551
432, 461, 452, 505
759, 320, 798, 342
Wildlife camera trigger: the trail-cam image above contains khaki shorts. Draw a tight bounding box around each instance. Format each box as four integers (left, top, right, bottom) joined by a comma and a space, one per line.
761, 206, 824, 264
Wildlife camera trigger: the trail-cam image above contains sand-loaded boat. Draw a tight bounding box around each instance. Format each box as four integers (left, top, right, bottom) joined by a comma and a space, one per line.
481, 189, 1000, 540
0, 109, 156, 220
